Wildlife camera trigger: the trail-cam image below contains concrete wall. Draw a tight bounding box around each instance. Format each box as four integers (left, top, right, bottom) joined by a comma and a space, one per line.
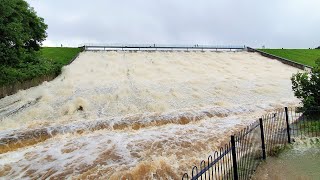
247, 47, 312, 70
0, 74, 57, 98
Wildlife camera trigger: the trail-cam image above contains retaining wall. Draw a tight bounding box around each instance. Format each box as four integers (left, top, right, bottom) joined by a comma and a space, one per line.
0, 48, 83, 99
247, 47, 312, 70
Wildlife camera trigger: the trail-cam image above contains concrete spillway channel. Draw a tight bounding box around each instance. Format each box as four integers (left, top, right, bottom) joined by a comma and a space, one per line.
0, 51, 300, 179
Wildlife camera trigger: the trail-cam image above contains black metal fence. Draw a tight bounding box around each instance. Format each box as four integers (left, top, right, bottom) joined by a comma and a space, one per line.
182, 107, 320, 180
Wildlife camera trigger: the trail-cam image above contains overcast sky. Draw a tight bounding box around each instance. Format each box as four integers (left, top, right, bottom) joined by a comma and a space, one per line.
26, 0, 320, 48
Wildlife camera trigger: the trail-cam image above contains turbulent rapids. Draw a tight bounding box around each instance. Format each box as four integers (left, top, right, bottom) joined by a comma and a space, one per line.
0, 51, 299, 179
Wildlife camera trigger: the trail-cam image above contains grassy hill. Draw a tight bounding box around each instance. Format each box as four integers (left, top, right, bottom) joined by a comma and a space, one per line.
259, 49, 320, 67
40, 47, 82, 65
0, 47, 82, 86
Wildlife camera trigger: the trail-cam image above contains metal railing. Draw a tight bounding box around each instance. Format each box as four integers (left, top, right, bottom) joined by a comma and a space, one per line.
80, 44, 246, 51
182, 107, 320, 180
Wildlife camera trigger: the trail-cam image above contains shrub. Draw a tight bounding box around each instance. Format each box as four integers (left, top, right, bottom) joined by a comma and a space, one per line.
291, 58, 320, 113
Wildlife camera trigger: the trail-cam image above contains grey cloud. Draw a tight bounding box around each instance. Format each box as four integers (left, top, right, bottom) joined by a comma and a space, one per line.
27, 0, 320, 48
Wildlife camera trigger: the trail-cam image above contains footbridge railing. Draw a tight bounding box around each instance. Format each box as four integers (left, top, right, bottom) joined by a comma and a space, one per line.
80, 44, 246, 51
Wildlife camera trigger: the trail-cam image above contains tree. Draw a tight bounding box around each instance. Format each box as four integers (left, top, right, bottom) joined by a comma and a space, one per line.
0, 0, 47, 66
291, 58, 320, 113
316, 46, 320, 49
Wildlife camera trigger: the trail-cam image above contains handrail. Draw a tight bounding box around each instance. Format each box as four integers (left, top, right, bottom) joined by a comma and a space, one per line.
80, 44, 246, 51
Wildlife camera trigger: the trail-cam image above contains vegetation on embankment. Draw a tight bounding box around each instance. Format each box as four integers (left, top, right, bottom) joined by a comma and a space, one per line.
259, 49, 320, 67
0, 47, 82, 86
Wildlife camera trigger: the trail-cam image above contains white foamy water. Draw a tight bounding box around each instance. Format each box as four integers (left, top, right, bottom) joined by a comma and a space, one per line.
0, 51, 300, 179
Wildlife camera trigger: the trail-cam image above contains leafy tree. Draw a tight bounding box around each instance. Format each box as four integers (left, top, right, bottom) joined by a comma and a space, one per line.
0, 0, 47, 66
316, 46, 320, 49
291, 58, 320, 112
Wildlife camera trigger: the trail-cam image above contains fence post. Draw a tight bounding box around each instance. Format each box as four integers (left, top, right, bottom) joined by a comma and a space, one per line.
259, 118, 266, 160
284, 107, 291, 144
231, 135, 239, 180
285, 107, 291, 144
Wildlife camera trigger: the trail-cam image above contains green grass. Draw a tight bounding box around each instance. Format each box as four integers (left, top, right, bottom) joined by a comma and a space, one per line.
40, 47, 82, 65
258, 49, 320, 67
0, 47, 81, 86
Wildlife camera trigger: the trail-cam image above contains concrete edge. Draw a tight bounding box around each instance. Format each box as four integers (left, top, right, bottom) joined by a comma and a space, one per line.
247, 47, 313, 71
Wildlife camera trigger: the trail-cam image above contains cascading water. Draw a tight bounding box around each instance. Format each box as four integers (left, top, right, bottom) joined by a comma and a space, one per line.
0, 51, 300, 179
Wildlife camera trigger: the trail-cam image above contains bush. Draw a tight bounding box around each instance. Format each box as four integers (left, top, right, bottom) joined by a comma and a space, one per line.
291, 58, 320, 112
0, 48, 81, 86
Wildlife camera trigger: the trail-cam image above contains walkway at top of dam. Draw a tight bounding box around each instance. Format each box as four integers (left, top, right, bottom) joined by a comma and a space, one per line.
81, 43, 246, 51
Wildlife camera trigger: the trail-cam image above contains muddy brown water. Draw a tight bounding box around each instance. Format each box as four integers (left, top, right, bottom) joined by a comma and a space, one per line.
0, 51, 299, 179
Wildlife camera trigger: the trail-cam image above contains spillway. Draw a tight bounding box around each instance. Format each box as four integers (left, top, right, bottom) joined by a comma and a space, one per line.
0, 51, 300, 179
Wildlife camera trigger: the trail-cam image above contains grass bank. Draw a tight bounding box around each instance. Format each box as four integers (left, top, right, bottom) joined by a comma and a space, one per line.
258, 49, 320, 67
0, 47, 81, 86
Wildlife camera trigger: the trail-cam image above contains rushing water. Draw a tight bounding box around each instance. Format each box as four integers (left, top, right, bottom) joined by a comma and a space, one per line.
252, 138, 320, 180
0, 51, 300, 179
